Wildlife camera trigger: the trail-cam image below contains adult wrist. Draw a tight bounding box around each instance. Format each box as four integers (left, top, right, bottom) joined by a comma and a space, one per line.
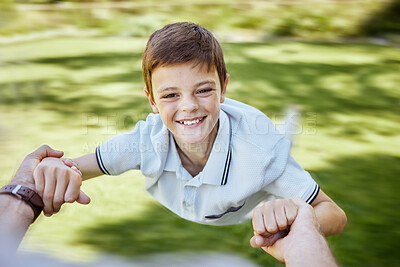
0, 194, 35, 222
0, 185, 43, 222
284, 229, 336, 267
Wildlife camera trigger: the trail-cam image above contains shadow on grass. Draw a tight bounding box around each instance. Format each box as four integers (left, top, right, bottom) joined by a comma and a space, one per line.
75, 153, 400, 266
226, 43, 399, 120
28, 52, 144, 70
0, 51, 152, 126
75, 203, 280, 266
310, 153, 400, 267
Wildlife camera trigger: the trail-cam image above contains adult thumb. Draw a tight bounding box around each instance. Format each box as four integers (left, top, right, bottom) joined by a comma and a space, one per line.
76, 190, 91, 205
291, 197, 310, 209
31, 145, 64, 160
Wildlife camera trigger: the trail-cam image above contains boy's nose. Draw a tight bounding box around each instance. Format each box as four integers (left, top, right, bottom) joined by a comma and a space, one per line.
180, 96, 199, 113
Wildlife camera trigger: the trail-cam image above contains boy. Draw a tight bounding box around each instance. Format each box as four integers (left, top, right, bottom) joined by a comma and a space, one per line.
33, 22, 346, 245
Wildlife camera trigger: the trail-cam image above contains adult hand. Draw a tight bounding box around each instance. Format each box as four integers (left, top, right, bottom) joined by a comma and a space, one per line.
10, 145, 64, 190
0, 145, 64, 252
250, 197, 336, 266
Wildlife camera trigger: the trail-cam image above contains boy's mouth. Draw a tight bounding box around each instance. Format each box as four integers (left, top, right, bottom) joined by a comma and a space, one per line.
177, 116, 206, 126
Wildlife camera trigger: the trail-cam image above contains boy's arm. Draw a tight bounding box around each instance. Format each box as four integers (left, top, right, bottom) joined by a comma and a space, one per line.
73, 153, 104, 181
310, 189, 347, 236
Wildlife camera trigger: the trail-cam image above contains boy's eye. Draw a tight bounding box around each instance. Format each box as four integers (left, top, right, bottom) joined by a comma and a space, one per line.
197, 88, 213, 94
163, 93, 177, 98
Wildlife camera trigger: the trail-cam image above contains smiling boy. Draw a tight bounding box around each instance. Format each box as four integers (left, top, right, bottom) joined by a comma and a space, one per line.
147, 62, 227, 177
32, 22, 346, 244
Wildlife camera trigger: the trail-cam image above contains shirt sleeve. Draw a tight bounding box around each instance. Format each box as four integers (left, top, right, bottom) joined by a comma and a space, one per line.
95, 114, 169, 178
95, 121, 144, 175
262, 137, 320, 204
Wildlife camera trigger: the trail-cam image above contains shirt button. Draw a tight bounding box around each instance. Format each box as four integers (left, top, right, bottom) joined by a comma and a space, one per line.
183, 187, 196, 208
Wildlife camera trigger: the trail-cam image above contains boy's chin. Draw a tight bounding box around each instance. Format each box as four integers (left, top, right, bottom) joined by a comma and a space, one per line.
173, 131, 211, 145
175, 136, 207, 145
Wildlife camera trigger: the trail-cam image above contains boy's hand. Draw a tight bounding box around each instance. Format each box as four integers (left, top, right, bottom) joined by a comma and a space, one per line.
33, 157, 91, 217
251, 198, 298, 247
10, 145, 64, 190
250, 198, 329, 265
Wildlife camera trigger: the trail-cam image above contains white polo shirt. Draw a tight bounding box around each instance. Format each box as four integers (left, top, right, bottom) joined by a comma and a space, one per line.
96, 98, 319, 225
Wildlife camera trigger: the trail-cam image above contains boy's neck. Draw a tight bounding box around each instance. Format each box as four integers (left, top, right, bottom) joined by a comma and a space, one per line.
175, 122, 219, 177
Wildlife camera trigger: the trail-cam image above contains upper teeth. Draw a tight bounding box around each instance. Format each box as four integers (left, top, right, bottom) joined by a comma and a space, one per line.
181, 118, 202, 125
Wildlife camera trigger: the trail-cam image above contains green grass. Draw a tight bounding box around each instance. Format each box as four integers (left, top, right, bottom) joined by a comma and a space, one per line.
0, 37, 399, 266
1, 0, 395, 40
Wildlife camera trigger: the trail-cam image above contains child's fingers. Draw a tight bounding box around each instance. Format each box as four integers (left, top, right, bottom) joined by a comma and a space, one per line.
62, 158, 82, 176
262, 202, 279, 234
284, 200, 298, 225
70, 166, 82, 177
62, 158, 73, 167
53, 176, 68, 213
62, 158, 79, 168
76, 190, 91, 205
64, 173, 82, 203
42, 175, 56, 216
274, 200, 289, 231
253, 206, 268, 236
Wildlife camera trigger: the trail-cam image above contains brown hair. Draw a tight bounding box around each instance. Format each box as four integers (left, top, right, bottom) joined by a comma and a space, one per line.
142, 22, 227, 101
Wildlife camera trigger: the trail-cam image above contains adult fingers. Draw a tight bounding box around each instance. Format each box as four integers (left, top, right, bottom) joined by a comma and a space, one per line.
291, 197, 317, 227
291, 196, 309, 209
12, 145, 63, 189
29, 145, 64, 161
250, 230, 288, 248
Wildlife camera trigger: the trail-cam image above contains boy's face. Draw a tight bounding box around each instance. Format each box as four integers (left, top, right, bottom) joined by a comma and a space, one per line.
147, 62, 228, 145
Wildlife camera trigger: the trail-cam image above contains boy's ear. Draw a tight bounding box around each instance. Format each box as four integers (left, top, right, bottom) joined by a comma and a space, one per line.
220, 74, 229, 103
144, 87, 159, 114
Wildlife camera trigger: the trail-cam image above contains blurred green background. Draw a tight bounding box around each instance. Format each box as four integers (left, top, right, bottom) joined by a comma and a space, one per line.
0, 0, 399, 266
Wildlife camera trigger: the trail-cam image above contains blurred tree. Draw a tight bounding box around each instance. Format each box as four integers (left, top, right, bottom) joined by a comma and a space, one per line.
0, 0, 16, 30
359, 0, 400, 35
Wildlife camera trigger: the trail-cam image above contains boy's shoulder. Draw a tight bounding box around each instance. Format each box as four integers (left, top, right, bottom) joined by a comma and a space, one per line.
138, 112, 166, 137
221, 98, 264, 114
222, 98, 284, 152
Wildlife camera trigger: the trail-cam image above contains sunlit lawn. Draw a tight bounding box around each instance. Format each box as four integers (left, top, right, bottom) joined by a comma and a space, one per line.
0, 37, 399, 266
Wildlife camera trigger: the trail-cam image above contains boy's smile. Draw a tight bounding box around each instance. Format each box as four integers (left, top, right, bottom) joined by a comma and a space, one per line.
148, 62, 228, 149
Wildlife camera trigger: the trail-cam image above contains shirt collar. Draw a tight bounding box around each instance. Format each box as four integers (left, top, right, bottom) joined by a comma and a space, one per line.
164, 131, 180, 172
163, 110, 231, 186
200, 110, 231, 185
